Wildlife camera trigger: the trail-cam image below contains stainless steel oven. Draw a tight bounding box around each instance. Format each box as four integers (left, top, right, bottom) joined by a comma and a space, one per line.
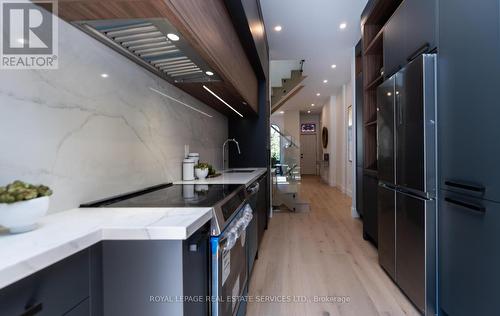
210, 203, 253, 316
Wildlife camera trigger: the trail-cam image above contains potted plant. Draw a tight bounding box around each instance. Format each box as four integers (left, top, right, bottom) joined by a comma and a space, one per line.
0, 180, 53, 233
194, 162, 210, 179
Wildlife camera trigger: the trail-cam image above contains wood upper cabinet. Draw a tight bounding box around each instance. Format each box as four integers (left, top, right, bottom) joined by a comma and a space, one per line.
163, 0, 258, 112
55, 0, 259, 116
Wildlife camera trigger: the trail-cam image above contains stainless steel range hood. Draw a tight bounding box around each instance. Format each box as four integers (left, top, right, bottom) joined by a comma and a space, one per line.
74, 18, 220, 84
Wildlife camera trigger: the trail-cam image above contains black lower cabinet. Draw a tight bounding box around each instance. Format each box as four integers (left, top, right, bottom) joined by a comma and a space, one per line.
363, 174, 378, 245
0, 224, 210, 316
439, 192, 500, 316
247, 184, 259, 275
182, 226, 210, 316
256, 174, 268, 246
356, 167, 364, 217
101, 224, 210, 316
0, 249, 90, 316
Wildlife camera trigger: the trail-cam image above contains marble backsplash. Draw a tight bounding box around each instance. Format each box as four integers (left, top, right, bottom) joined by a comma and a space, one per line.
0, 17, 227, 213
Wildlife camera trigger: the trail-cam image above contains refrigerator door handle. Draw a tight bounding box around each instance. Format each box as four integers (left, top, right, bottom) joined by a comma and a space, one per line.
379, 182, 397, 191
444, 180, 485, 193
444, 197, 486, 214
396, 187, 431, 201
396, 91, 403, 125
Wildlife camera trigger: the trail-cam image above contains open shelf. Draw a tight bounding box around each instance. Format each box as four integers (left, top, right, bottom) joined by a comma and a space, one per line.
366, 75, 384, 90
364, 119, 377, 127
357, 0, 403, 188
363, 89, 377, 124
363, 123, 378, 172
363, 53, 383, 88
364, 0, 404, 26
364, 28, 383, 56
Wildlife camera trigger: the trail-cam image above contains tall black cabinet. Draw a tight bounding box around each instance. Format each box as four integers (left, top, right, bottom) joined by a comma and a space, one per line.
438, 0, 500, 315
225, 0, 271, 215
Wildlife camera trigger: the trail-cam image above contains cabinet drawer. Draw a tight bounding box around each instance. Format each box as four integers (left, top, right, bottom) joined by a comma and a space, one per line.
0, 249, 90, 316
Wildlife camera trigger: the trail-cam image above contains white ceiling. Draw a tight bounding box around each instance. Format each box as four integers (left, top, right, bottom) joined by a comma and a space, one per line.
261, 0, 367, 114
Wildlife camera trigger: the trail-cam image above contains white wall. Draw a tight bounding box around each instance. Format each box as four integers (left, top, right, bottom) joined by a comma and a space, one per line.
270, 60, 302, 87
320, 81, 354, 197
270, 114, 284, 131
320, 97, 336, 185
0, 17, 227, 213
283, 111, 301, 166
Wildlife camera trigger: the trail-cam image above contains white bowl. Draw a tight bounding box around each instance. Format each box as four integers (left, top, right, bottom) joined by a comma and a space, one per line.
195, 168, 209, 179
0, 196, 49, 233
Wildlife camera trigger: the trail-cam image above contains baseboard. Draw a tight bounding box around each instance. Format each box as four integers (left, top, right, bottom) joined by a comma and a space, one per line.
351, 206, 360, 218
345, 188, 352, 197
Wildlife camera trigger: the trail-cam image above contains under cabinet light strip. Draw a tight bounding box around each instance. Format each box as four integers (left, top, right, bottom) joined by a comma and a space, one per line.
149, 87, 213, 118
202, 85, 244, 118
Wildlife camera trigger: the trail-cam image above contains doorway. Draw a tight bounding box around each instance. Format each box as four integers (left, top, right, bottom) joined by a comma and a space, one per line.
300, 133, 317, 175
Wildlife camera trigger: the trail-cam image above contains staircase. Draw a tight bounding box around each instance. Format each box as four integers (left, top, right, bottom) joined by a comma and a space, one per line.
271, 60, 307, 114
271, 125, 310, 212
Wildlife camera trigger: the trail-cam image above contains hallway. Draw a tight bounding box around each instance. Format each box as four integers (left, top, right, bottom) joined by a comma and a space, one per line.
247, 176, 419, 316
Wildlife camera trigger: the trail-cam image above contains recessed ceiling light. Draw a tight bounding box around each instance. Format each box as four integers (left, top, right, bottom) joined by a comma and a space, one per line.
205, 71, 214, 76
279, 111, 285, 114
316, 93, 321, 96
331, 64, 337, 69
339, 23, 347, 30
167, 33, 180, 41
387, 92, 392, 96
307, 110, 311, 114
311, 103, 315, 107
274, 25, 282, 32
100, 73, 109, 78
323, 79, 328, 83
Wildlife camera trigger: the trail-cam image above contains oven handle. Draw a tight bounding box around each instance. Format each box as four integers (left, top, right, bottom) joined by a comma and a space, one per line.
247, 182, 260, 196
223, 204, 253, 252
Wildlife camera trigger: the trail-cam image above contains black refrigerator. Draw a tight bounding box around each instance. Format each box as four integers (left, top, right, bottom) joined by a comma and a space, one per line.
377, 54, 436, 315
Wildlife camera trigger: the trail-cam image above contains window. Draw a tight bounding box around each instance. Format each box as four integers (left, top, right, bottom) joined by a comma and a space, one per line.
270, 124, 281, 165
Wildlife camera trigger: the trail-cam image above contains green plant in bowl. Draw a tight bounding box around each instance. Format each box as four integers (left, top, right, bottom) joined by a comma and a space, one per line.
208, 164, 216, 176
0, 180, 53, 233
194, 162, 210, 170
0, 180, 52, 204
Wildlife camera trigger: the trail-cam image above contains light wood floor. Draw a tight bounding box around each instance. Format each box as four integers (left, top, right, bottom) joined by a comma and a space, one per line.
247, 176, 420, 316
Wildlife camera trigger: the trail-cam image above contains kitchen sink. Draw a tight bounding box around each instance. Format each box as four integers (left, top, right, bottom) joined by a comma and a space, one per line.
225, 170, 255, 173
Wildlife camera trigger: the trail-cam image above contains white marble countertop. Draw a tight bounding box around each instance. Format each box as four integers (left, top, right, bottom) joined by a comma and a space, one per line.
174, 168, 267, 187
0, 207, 212, 290
0, 168, 267, 289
